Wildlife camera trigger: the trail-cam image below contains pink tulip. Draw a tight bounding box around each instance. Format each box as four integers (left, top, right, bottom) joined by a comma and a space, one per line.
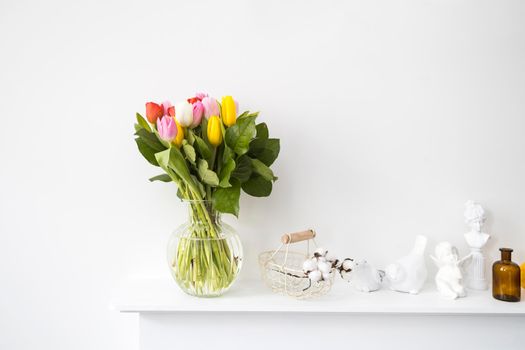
162, 101, 175, 117
195, 92, 208, 100
156, 116, 177, 142
191, 101, 204, 128
202, 97, 220, 119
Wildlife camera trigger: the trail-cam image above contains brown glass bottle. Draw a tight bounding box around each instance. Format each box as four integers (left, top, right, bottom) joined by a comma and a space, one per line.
492, 248, 521, 302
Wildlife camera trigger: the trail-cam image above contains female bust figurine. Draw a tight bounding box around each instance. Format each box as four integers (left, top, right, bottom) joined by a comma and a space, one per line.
464, 200, 490, 290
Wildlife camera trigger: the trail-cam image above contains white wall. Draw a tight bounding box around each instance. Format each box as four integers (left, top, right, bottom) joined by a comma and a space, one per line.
1, 0, 524, 349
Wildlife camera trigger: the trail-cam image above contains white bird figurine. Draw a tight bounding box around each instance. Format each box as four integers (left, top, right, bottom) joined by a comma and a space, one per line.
385, 235, 428, 294
341, 259, 384, 292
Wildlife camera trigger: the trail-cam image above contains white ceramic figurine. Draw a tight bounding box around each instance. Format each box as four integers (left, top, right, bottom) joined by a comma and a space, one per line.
463, 200, 490, 290
385, 235, 428, 294
431, 242, 471, 300
341, 259, 383, 292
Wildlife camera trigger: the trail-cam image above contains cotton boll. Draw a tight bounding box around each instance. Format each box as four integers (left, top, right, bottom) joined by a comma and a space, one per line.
317, 261, 331, 274
322, 272, 332, 281
308, 270, 322, 283
342, 259, 355, 271
303, 259, 317, 273
326, 255, 337, 263
314, 247, 328, 257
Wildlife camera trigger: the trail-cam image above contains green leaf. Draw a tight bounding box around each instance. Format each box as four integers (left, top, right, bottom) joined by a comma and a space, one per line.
225, 116, 256, 156
134, 123, 141, 132
191, 175, 206, 198
242, 174, 273, 197
156, 148, 199, 195
149, 174, 172, 182
186, 129, 195, 145
256, 122, 268, 139
222, 145, 233, 163
135, 128, 166, 153
135, 138, 159, 166
213, 178, 241, 217
251, 158, 276, 181
201, 117, 209, 143
197, 159, 219, 187
194, 135, 212, 161
182, 142, 196, 165
231, 155, 252, 183
219, 158, 236, 188
136, 113, 151, 132
257, 138, 280, 166
248, 137, 267, 156
237, 111, 249, 119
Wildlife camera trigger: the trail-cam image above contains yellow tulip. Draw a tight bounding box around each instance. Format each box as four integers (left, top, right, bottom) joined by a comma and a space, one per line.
207, 115, 223, 147
521, 262, 525, 289
172, 120, 184, 147
221, 96, 237, 127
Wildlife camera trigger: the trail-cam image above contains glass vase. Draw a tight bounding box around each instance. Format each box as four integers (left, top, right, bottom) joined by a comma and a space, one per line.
167, 200, 243, 297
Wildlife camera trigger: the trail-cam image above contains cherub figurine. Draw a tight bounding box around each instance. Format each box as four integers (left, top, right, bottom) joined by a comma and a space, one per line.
464, 200, 490, 290
431, 242, 471, 300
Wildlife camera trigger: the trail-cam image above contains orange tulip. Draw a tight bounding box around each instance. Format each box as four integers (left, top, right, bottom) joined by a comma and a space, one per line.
145, 102, 164, 123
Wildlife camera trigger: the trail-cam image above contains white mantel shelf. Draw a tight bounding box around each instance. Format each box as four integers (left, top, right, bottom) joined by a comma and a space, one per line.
112, 277, 525, 315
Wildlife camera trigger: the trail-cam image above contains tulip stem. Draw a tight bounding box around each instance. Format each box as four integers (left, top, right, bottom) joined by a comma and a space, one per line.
209, 147, 217, 172
161, 146, 237, 296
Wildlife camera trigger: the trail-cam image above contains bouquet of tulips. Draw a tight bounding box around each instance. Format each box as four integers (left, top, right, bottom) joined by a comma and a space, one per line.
134, 92, 280, 295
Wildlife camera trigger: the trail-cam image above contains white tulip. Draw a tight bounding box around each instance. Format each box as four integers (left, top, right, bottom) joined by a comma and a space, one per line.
302, 259, 317, 273
175, 101, 194, 127
308, 270, 322, 283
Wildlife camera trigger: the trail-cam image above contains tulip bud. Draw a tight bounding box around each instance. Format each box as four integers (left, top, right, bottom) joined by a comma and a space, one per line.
191, 101, 204, 128
221, 96, 237, 127
156, 116, 177, 142
195, 92, 208, 100
162, 101, 175, 117
172, 120, 184, 147
207, 115, 223, 147
145, 102, 164, 124
188, 92, 208, 103
201, 97, 220, 119
175, 101, 194, 127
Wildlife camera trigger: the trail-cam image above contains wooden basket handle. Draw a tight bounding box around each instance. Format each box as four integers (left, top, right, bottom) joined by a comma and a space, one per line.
281, 229, 316, 244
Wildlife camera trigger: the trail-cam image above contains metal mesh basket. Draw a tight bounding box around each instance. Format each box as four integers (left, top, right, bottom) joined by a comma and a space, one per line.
259, 229, 334, 299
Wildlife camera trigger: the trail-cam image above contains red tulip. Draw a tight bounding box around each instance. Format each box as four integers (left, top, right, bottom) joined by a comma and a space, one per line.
162, 101, 175, 117
187, 92, 208, 104
145, 102, 164, 123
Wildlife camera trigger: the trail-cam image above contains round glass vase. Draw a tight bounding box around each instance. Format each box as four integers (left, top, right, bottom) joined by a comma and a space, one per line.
167, 201, 243, 297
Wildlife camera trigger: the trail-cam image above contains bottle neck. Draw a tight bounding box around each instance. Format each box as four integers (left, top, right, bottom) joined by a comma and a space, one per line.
500, 248, 513, 262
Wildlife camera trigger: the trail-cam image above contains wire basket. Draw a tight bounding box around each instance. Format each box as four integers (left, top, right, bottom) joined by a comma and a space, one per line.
259, 229, 334, 299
